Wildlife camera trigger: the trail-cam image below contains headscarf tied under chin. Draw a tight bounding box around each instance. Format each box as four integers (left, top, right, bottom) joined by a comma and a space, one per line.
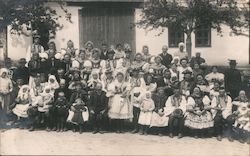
48, 75, 59, 90
0, 68, 10, 78
18, 85, 30, 101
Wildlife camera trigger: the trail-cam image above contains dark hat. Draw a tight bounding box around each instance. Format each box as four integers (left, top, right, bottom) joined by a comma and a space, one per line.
107, 49, 115, 55
182, 70, 192, 75
33, 34, 41, 39
229, 59, 237, 65
105, 69, 113, 74
18, 58, 27, 64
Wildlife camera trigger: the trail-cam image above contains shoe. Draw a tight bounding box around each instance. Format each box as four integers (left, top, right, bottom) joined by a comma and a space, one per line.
177, 133, 183, 139
216, 136, 222, 141
52, 127, 57, 131
46, 127, 51, 132
194, 135, 198, 139
158, 133, 163, 137
56, 129, 60, 132
29, 127, 34, 131
239, 139, 245, 144
131, 129, 138, 134
228, 137, 234, 142
99, 131, 104, 134
169, 133, 174, 138
144, 131, 148, 136
92, 130, 98, 134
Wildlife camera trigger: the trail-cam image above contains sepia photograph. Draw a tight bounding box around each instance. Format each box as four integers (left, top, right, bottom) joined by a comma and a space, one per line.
0, 0, 249, 155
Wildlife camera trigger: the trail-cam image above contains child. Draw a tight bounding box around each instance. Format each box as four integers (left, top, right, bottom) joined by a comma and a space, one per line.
138, 92, 155, 135
12, 85, 31, 128
0, 68, 13, 122
45, 75, 59, 94
37, 86, 54, 131
87, 71, 102, 90
89, 83, 109, 134
54, 92, 69, 132
67, 98, 89, 134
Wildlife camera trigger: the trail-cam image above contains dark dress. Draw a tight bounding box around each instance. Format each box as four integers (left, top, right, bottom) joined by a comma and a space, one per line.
71, 103, 87, 125
54, 97, 69, 120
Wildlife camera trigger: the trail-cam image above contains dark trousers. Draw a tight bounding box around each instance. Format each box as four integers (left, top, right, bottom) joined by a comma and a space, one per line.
92, 112, 106, 131
214, 112, 235, 136
133, 106, 140, 130
168, 115, 184, 134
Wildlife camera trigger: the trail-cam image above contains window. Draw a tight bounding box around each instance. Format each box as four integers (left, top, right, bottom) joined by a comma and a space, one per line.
168, 27, 184, 48
195, 26, 211, 47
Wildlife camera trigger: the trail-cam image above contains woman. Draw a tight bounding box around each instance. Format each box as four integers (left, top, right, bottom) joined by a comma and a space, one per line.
205, 66, 224, 87
195, 74, 210, 94
149, 56, 166, 87
173, 42, 188, 60
100, 50, 116, 79
85, 41, 94, 60
12, 85, 31, 120
76, 49, 86, 70
114, 44, 125, 60
62, 40, 78, 59
46, 42, 57, 58
184, 87, 214, 138
177, 58, 193, 82
91, 48, 102, 74
108, 72, 132, 133
144, 73, 157, 93
131, 53, 146, 72
150, 87, 169, 136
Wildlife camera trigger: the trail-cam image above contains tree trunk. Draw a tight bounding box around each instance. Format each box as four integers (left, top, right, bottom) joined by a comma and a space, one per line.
186, 32, 192, 59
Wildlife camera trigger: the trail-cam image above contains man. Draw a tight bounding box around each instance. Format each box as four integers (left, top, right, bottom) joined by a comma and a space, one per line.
159, 45, 173, 68
100, 43, 109, 60
165, 84, 186, 138
211, 87, 234, 141
13, 58, 29, 84
224, 60, 242, 100
190, 52, 206, 68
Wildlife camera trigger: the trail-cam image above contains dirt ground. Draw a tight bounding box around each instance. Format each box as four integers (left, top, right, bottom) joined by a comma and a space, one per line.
0, 129, 249, 156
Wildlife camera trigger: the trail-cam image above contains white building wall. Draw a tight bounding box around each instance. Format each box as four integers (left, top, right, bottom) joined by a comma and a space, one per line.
135, 9, 249, 66
6, 5, 249, 66
7, 3, 81, 60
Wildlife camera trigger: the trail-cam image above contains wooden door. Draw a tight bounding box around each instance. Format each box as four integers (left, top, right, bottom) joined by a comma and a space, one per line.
79, 7, 135, 51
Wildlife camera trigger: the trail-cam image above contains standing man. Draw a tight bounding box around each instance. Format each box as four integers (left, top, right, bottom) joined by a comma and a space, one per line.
224, 60, 242, 101
100, 43, 109, 60
159, 45, 173, 68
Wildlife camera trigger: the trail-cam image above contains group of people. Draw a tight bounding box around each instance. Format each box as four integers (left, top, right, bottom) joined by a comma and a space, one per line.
0, 35, 249, 144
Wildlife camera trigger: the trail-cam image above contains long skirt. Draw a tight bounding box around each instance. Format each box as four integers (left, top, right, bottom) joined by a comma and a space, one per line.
12, 103, 30, 118
138, 111, 153, 126
67, 107, 89, 125
0, 93, 11, 114
184, 111, 214, 129
150, 112, 169, 127
108, 94, 132, 119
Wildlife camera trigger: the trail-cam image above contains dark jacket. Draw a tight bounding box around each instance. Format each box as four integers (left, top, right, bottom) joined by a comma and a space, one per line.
160, 53, 173, 68
89, 90, 108, 113
152, 93, 168, 112
13, 66, 29, 84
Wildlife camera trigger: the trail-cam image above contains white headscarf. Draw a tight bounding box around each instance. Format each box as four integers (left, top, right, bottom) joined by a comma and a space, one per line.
47, 75, 59, 90
17, 85, 30, 101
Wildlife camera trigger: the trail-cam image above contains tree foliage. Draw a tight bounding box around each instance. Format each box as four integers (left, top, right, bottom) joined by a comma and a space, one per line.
0, 0, 72, 48
138, 0, 249, 36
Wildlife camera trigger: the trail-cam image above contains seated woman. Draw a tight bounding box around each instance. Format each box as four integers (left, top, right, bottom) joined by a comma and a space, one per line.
205, 66, 224, 87
164, 85, 187, 138
184, 87, 214, 138
12, 85, 31, 128
150, 87, 169, 136
195, 74, 210, 94
143, 73, 157, 93
149, 56, 166, 87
